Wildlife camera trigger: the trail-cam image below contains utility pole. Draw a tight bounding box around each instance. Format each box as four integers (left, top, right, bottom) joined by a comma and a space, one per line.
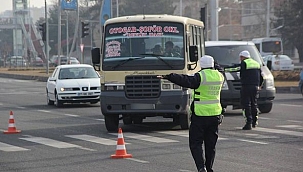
58, 0, 62, 65
210, 0, 218, 41
45, 0, 49, 74
266, 0, 270, 37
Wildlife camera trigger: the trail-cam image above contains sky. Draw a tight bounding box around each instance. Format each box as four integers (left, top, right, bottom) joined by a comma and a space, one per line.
0, 0, 54, 13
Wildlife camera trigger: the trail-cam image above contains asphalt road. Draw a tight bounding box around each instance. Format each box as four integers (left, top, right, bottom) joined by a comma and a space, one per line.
0, 77, 302, 172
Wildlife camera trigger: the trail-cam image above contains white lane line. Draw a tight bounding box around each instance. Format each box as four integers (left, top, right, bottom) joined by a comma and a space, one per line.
110, 132, 179, 143
237, 139, 268, 145
126, 158, 149, 164
37, 110, 51, 113
157, 130, 189, 137
17, 106, 26, 109
254, 127, 303, 137
287, 120, 303, 123
157, 131, 228, 140
0, 103, 3, 105
95, 118, 105, 121
20, 137, 82, 148
276, 125, 303, 130
278, 104, 302, 107
66, 134, 118, 145
179, 170, 194, 172
64, 114, 79, 117
258, 117, 271, 120
0, 142, 30, 152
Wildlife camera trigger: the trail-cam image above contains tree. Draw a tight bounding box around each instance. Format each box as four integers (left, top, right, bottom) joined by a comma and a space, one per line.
274, 0, 303, 62
119, 0, 176, 16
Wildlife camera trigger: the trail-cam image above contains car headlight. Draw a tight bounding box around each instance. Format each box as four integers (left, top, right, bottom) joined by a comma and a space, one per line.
60, 87, 73, 91
265, 78, 275, 90
102, 84, 125, 91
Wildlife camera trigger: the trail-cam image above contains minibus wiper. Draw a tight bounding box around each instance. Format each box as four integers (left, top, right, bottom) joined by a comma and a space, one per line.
112, 57, 145, 69
139, 53, 173, 69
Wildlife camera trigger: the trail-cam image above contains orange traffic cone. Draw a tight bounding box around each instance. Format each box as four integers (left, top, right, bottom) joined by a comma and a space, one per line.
3, 111, 21, 134
111, 128, 132, 159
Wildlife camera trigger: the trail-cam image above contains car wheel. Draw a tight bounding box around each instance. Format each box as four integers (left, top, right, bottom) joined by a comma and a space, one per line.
104, 114, 119, 132
258, 103, 273, 113
179, 113, 190, 130
46, 89, 54, 105
55, 93, 63, 107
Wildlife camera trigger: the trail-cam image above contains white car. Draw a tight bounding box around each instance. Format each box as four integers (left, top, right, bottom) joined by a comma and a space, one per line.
67, 57, 80, 64
262, 54, 294, 71
46, 64, 101, 107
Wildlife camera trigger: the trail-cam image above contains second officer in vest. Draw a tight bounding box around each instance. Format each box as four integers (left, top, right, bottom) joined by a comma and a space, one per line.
158, 55, 225, 172
225, 50, 264, 130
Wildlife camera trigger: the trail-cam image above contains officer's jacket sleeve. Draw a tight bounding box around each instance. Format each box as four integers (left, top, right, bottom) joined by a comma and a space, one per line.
165, 73, 200, 89
224, 63, 241, 73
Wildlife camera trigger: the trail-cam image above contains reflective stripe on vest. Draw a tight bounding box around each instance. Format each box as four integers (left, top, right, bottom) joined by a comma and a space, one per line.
193, 69, 224, 116
244, 58, 260, 69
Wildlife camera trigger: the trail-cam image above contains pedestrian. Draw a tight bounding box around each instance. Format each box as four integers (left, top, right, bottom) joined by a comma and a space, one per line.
225, 50, 264, 130
158, 55, 225, 172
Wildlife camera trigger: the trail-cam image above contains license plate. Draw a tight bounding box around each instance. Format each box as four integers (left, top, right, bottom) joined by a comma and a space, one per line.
78, 92, 93, 96
131, 104, 155, 110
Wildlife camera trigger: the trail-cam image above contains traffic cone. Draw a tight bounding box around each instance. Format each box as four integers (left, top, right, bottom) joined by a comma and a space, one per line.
111, 128, 132, 159
3, 111, 21, 134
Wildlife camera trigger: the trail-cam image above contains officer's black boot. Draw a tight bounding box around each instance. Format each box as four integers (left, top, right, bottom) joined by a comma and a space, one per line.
252, 120, 258, 128
242, 123, 252, 130
198, 167, 207, 172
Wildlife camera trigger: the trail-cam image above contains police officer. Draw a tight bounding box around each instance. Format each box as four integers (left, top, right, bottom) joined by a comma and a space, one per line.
226, 50, 263, 130
158, 55, 225, 172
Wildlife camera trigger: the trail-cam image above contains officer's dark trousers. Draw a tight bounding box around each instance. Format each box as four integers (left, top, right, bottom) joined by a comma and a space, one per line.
189, 114, 220, 172
241, 85, 259, 124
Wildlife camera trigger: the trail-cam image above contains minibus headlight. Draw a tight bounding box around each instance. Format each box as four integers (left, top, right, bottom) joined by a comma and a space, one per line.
221, 81, 229, 90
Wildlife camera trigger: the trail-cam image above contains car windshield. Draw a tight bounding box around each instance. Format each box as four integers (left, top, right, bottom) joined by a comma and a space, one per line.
102, 22, 185, 71
59, 67, 99, 79
205, 44, 263, 67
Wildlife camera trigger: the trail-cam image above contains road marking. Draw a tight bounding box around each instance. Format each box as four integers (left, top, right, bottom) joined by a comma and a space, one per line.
237, 139, 268, 145
127, 158, 149, 164
287, 120, 303, 123
0, 102, 3, 105
179, 170, 194, 172
95, 118, 104, 121
279, 104, 302, 107
20, 137, 82, 148
276, 125, 303, 130
157, 130, 189, 137
66, 134, 118, 145
110, 132, 179, 143
17, 106, 26, 109
37, 110, 51, 113
157, 130, 229, 140
0, 142, 30, 152
64, 114, 79, 117
258, 117, 271, 120
254, 127, 303, 137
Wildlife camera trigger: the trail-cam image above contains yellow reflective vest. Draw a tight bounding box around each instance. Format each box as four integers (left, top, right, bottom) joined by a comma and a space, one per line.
244, 58, 260, 70
193, 69, 225, 116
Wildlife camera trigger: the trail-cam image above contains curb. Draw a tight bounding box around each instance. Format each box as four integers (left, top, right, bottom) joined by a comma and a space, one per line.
0, 72, 300, 94
275, 86, 300, 94
0, 73, 48, 82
